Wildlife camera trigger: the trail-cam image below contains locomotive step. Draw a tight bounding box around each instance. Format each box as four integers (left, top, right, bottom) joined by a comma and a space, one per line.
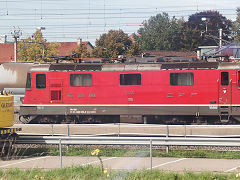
220, 112, 229, 115
219, 106, 229, 109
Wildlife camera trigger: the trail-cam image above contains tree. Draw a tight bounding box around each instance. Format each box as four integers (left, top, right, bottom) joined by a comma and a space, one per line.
72, 44, 91, 58
234, 8, 240, 42
180, 24, 205, 51
91, 29, 141, 58
137, 13, 183, 51
18, 30, 60, 62
136, 11, 234, 51
126, 41, 141, 56
186, 10, 233, 46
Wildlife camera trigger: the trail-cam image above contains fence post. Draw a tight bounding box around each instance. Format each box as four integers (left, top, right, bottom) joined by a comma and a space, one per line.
67, 125, 70, 136
166, 125, 169, 137
150, 139, 152, 171
166, 146, 169, 154
166, 125, 169, 154
144, 116, 147, 124
67, 125, 70, 151
59, 139, 62, 168
184, 125, 186, 138
118, 123, 120, 137
51, 124, 54, 136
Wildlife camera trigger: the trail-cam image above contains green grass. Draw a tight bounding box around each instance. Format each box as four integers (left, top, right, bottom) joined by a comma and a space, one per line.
13, 146, 240, 159
0, 166, 238, 180
153, 149, 240, 159
0, 166, 103, 180
125, 170, 237, 180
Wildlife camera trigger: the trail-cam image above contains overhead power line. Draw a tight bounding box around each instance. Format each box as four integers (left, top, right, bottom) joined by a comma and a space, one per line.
0, 1, 238, 44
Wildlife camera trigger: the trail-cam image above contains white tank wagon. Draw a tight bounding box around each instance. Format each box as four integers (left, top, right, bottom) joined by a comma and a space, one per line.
0, 62, 33, 91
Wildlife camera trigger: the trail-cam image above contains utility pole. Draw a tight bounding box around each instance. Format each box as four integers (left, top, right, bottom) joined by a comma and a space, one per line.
219, 28, 223, 61
37, 27, 46, 60
219, 28, 223, 48
11, 27, 22, 62
201, 17, 210, 33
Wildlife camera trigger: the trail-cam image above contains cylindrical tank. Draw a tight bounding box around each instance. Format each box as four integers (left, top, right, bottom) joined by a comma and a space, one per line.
0, 62, 33, 91
0, 95, 14, 127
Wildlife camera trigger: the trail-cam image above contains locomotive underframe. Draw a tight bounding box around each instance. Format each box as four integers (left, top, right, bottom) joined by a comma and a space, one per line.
20, 105, 240, 124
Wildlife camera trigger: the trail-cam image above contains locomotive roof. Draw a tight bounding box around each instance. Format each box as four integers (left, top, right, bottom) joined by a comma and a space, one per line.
29, 62, 240, 72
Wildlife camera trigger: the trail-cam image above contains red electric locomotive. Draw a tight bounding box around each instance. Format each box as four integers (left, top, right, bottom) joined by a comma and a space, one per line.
19, 62, 240, 124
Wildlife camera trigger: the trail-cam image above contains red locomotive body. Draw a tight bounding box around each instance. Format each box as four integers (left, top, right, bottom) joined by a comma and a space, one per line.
20, 62, 240, 124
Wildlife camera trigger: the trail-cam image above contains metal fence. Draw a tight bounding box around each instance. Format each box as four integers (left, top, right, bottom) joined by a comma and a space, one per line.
11, 124, 240, 170
15, 134, 240, 169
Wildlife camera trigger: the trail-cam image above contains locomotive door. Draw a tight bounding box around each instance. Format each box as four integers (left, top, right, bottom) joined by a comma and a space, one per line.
218, 71, 232, 121
218, 71, 231, 105
49, 79, 63, 103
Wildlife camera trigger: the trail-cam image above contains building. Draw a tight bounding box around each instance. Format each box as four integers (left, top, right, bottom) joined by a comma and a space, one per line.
56, 40, 94, 55
198, 45, 240, 61
0, 43, 14, 63
0, 38, 94, 63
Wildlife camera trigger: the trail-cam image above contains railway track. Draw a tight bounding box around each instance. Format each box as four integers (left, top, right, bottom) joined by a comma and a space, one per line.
13, 124, 240, 137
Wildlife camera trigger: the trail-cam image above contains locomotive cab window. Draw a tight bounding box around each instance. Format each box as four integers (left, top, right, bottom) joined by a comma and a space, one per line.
70, 74, 92, 86
170, 73, 194, 86
120, 73, 142, 86
221, 72, 229, 86
26, 73, 31, 89
36, 74, 46, 89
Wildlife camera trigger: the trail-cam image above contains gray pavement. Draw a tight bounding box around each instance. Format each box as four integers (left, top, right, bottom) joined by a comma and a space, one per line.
1, 156, 240, 173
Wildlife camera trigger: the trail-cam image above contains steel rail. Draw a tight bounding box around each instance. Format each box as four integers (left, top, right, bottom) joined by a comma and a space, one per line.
16, 135, 240, 147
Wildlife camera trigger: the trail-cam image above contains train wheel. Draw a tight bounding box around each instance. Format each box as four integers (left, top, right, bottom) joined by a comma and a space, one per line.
19, 115, 37, 124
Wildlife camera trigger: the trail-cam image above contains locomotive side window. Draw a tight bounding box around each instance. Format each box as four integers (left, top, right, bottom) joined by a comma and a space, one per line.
221, 72, 229, 86
70, 74, 92, 86
26, 73, 31, 89
120, 73, 142, 86
36, 74, 46, 89
170, 73, 194, 86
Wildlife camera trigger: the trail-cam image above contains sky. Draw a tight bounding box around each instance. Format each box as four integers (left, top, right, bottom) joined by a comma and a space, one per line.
0, 0, 239, 45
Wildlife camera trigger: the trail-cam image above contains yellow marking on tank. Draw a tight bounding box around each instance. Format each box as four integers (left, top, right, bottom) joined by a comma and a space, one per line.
0, 95, 14, 128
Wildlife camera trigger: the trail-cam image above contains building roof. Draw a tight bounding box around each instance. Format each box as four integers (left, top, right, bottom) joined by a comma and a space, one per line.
0, 41, 94, 62
55, 41, 94, 55
56, 42, 78, 55
129, 34, 141, 43
0, 43, 14, 63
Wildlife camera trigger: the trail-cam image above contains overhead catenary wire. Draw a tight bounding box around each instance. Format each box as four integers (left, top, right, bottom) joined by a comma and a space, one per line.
0, 10, 238, 16
0, 1, 238, 43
